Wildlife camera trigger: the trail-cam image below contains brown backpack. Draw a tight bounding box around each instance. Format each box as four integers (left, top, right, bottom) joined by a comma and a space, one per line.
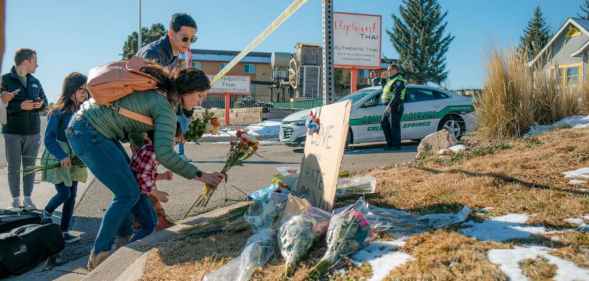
87, 56, 159, 126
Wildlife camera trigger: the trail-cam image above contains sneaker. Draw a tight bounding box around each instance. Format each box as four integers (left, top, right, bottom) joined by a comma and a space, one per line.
10, 198, 20, 210
87, 250, 110, 271
22, 197, 37, 210
41, 210, 53, 224
63, 232, 81, 244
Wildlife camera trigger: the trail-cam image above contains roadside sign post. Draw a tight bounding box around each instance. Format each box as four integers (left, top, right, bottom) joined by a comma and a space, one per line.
208, 75, 251, 126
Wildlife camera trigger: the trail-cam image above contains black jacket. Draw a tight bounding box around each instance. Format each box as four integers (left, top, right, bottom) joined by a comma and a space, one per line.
1, 66, 48, 135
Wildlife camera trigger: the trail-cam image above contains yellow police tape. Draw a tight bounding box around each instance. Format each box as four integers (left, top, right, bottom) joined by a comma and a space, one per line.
212, 0, 309, 85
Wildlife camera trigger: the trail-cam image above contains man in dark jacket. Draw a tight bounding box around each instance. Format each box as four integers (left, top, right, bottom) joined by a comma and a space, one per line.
137, 13, 198, 159
136, 13, 197, 69
1, 48, 47, 209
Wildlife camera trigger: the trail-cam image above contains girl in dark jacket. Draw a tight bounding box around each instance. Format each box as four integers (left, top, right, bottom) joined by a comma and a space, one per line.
41, 72, 89, 244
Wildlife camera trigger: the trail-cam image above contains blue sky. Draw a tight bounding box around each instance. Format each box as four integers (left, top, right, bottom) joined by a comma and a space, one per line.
2, 0, 584, 102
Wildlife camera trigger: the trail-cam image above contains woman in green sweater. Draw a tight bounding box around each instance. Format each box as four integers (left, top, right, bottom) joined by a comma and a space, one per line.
66, 66, 224, 270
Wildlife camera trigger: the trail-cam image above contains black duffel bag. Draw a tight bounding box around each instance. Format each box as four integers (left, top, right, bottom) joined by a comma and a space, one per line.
0, 209, 42, 233
0, 223, 65, 277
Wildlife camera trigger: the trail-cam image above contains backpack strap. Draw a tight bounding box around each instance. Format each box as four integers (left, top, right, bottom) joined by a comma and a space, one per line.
110, 90, 169, 127
116, 107, 153, 126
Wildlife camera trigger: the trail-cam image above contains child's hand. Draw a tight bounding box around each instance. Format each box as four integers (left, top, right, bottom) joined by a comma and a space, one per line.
161, 171, 173, 181
152, 190, 169, 203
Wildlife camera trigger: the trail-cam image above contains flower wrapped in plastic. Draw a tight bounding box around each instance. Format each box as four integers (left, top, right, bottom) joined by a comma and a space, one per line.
279, 214, 317, 276
308, 202, 371, 279
193, 129, 259, 207
184, 109, 221, 142
24, 156, 85, 176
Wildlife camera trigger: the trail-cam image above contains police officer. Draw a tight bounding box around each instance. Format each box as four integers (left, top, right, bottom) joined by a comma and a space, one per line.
380, 64, 406, 151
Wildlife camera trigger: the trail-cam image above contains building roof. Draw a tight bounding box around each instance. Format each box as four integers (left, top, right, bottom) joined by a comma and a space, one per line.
191, 49, 272, 64
529, 17, 589, 66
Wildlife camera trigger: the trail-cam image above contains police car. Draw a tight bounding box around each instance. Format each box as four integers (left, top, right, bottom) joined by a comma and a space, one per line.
279, 85, 476, 146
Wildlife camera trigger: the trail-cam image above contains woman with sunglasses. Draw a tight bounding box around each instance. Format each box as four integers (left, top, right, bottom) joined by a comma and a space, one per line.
40, 72, 89, 244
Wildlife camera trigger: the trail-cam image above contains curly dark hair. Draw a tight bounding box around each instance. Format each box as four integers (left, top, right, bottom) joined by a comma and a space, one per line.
140, 64, 211, 106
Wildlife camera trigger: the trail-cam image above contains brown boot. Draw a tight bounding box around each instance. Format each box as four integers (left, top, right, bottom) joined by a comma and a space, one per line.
87, 250, 110, 271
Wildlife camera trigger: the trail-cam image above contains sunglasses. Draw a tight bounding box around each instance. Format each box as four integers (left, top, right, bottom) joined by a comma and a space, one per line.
181, 35, 197, 43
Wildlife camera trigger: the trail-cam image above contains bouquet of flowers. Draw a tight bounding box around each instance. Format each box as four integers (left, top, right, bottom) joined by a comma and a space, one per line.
279, 214, 319, 277
184, 110, 221, 142
307, 205, 371, 279
193, 129, 259, 207
23, 156, 85, 176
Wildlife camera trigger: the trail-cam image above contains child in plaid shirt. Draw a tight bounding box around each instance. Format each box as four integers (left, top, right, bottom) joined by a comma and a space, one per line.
129, 129, 176, 241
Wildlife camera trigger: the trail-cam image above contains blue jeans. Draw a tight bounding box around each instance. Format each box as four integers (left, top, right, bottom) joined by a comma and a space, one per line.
44, 182, 78, 232
129, 193, 157, 243
66, 116, 141, 254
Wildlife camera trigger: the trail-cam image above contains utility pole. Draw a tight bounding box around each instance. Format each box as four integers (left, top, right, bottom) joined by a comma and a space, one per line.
138, 0, 142, 51
322, 0, 335, 105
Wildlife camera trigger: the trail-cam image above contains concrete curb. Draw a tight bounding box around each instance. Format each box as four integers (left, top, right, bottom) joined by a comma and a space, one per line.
82, 201, 251, 281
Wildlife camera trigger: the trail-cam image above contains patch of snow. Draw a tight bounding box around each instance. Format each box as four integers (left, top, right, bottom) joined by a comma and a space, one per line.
526, 115, 589, 137
488, 246, 589, 281
564, 217, 589, 232
460, 213, 547, 241
448, 144, 466, 153
351, 239, 413, 281
245, 121, 281, 138
562, 167, 589, 186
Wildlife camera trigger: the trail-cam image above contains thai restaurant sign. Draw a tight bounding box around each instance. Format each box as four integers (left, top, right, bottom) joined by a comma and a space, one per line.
333, 12, 382, 69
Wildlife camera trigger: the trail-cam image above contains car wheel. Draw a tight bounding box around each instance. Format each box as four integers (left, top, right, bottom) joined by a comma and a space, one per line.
438, 115, 465, 140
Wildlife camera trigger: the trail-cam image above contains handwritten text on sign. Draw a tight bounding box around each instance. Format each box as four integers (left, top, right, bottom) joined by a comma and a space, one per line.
208, 75, 251, 95
334, 12, 382, 69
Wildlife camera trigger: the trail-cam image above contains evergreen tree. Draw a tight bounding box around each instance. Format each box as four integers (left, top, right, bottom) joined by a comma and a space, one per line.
388, 0, 454, 84
122, 23, 166, 59
519, 6, 551, 61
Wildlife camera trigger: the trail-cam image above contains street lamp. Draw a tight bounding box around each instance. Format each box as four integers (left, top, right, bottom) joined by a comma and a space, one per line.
138, 0, 142, 51
322, 0, 334, 105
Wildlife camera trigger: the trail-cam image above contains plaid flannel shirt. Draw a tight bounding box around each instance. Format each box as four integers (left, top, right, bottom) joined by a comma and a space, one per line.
131, 144, 159, 194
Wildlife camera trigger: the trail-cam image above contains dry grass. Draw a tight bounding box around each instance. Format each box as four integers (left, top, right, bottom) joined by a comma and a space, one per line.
141, 128, 589, 280
476, 50, 581, 139
582, 81, 589, 114
519, 256, 557, 281
384, 231, 510, 281
140, 229, 251, 281
371, 128, 589, 227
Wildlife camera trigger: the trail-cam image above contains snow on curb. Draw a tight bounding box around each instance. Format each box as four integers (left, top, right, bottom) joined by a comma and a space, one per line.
488, 246, 589, 281
245, 120, 281, 138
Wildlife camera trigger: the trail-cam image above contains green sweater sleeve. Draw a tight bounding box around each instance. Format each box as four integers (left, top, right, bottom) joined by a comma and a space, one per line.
151, 101, 201, 179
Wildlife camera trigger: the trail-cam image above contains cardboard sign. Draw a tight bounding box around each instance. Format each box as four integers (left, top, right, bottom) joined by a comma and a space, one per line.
295, 100, 352, 210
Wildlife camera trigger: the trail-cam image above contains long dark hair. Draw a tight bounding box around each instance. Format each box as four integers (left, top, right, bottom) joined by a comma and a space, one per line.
55, 72, 87, 113
140, 64, 211, 106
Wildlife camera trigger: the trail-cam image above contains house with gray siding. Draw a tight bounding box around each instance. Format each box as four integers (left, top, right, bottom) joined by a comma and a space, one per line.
529, 17, 589, 87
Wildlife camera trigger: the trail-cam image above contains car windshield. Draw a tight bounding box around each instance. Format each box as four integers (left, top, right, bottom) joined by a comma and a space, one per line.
336, 88, 380, 104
